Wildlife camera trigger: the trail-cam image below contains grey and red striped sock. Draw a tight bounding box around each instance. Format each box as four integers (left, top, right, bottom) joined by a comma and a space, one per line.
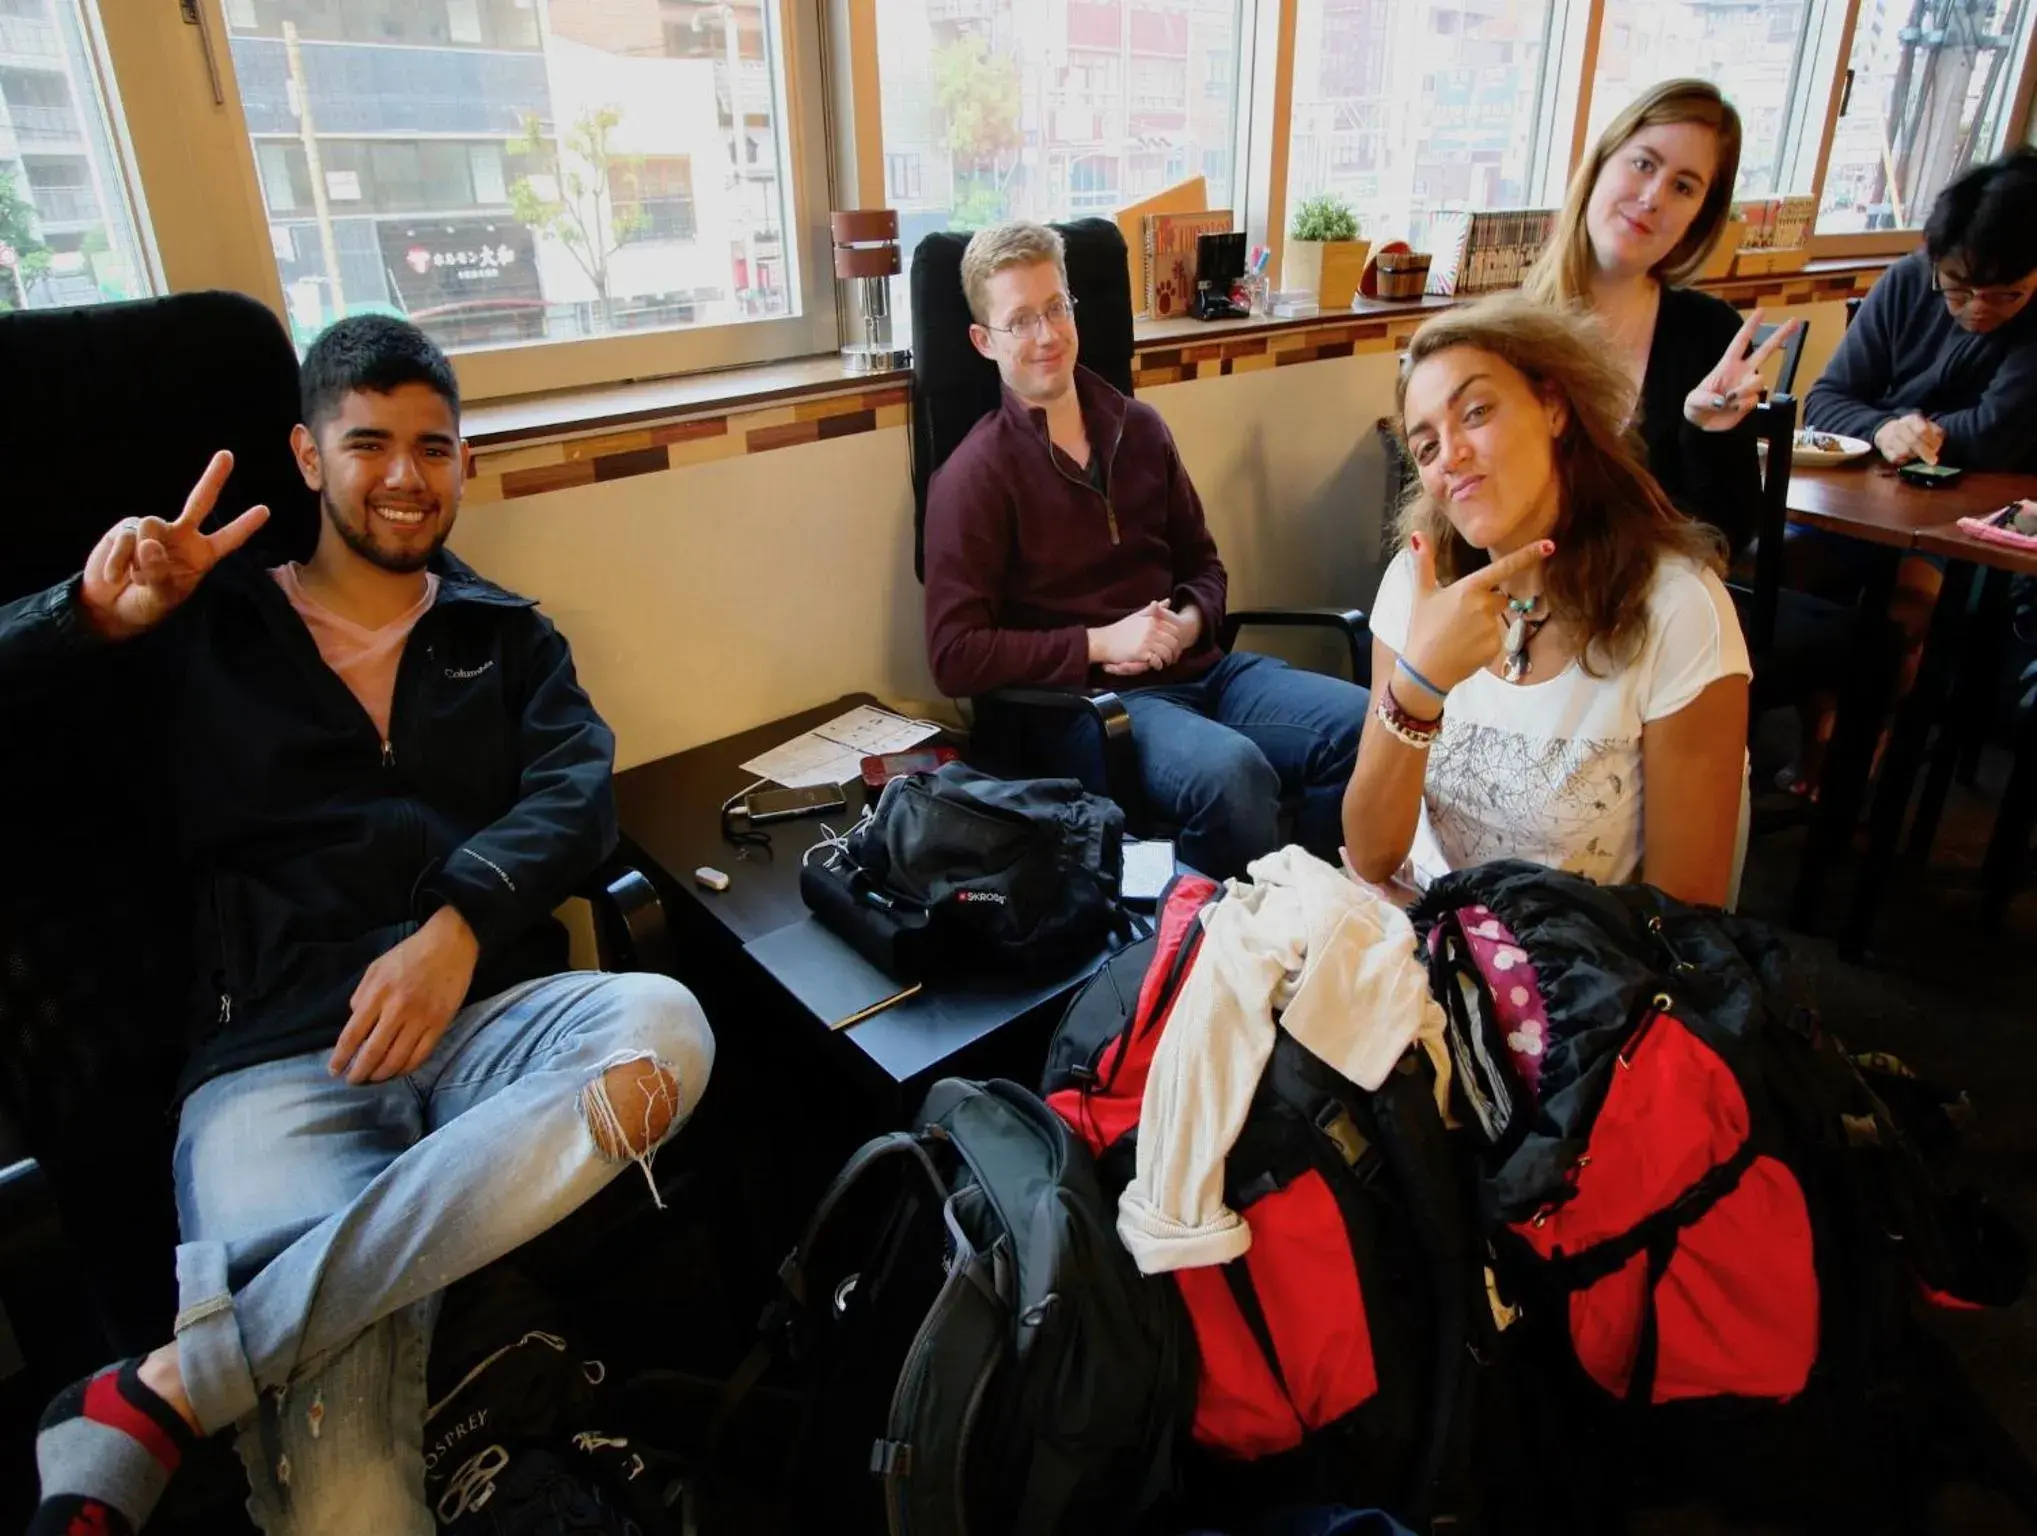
29, 1360, 198, 1535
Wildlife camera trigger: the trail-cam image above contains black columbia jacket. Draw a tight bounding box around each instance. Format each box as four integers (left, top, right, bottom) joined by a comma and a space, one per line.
0, 549, 616, 1097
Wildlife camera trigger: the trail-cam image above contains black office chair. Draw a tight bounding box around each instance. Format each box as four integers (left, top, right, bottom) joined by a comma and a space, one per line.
0, 292, 676, 1530
1753, 319, 1809, 397
1729, 394, 1903, 922
908, 218, 1368, 812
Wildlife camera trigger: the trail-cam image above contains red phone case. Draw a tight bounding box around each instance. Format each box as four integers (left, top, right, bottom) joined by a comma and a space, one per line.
860, 747, 958, 788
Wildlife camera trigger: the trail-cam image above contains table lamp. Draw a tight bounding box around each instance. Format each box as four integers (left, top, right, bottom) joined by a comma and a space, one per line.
831, 209, 912, 374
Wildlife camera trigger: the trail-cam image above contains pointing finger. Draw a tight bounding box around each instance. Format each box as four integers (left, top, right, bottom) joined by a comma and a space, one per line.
175, 451, 235, 531
1473, 540, 1555, 590
1410, 533, 1439, 592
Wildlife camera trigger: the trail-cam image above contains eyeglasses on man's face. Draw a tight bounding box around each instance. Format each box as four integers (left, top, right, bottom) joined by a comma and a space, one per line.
985, 294, 1079, 341
1931, 266, 2036, 311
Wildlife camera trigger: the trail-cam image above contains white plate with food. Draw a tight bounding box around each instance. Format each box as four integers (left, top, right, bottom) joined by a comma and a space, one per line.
1789, 428, 1873, 466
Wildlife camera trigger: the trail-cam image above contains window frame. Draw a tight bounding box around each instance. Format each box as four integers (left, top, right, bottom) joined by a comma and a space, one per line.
84, 0, 2037, 400
101, 0, 840, 403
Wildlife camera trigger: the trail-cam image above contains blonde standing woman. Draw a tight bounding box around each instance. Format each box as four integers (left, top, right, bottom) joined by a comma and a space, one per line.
1526, 79, 1798, 558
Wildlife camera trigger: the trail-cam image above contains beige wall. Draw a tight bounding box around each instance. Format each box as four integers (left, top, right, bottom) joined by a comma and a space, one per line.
452, 297, 1854, 772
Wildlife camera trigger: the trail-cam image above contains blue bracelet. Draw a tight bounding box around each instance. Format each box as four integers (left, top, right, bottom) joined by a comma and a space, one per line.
1395, 656, 1447, 701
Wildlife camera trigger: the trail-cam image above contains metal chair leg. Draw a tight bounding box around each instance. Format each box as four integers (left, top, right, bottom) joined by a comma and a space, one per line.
1905, 566, 1990, 866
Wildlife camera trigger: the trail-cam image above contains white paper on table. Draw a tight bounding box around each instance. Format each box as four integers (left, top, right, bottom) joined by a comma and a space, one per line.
740, 706, 941, 789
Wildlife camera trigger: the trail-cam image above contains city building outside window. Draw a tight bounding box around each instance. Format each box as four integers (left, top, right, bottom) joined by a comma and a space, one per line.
0, 0, 151, 310
1818, 0, 2037, 232
226, 0, 796, 354
1584, 0, 1822, 196
1285, 0, 1563, 249
873, 0, 1245, 254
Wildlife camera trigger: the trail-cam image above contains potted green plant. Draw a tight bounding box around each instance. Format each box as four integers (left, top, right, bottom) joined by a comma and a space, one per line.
1285, 195, 1370, 309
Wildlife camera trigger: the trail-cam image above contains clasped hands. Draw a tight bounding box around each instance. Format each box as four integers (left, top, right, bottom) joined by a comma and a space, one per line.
1089, 599, 1203, 677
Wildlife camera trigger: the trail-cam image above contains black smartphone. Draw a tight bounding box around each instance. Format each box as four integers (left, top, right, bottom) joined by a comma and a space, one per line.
1898, 462, 1964, 487
745, 783, 849, 824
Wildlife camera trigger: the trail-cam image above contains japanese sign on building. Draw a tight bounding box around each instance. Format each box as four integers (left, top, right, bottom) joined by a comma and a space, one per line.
377, 220, 542, 318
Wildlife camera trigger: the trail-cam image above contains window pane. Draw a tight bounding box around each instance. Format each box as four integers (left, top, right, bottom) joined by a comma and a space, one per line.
874, 0, 1244, 255
1585, 0, 1817, 196
0, 0, 153, 309
1817, 0, 2035, 233
1287, 0, 1560, 250
226, 0, 796, 354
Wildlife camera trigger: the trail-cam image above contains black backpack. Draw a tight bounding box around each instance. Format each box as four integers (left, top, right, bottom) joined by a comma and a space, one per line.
424, 1264, 684, 1536
1411, 861, 2034, 1528
735, 1076, 1195, 1536
805, 764, 1125, 971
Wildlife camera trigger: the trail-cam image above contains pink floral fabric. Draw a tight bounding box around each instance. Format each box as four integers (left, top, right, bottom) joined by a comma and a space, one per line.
1454, 904, 1549, 1102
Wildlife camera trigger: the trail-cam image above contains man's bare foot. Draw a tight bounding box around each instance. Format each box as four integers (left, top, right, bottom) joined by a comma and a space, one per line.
136, 1342, 203, 1435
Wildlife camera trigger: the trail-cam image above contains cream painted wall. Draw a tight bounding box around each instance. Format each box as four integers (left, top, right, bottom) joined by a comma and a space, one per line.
452, 297, 1854, 772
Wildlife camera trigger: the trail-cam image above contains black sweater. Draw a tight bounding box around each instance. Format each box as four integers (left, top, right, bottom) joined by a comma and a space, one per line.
1, 552, 617, 1098
1637, 283, 1763, 557
1805, 248, 2037, 471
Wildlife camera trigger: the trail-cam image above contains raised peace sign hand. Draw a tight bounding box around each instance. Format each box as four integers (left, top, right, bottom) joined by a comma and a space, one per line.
1399, 532, 1556, 699
79, 450, 271, 642
1682, 309, 1801, 433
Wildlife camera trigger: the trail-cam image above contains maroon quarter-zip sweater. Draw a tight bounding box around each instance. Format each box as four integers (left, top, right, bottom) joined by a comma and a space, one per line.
923, 366, 1228, 698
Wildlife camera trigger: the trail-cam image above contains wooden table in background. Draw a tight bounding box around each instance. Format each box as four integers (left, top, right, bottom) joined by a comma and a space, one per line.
1806, 471, 2037, 956
1786, 461, 2033, 547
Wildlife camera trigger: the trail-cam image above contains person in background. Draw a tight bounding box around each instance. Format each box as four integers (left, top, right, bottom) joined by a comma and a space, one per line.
1343, 295, 1750, 910
924, 220, 1368, 879
1806, 146, 2037, 472
1526, 78, 1799, 560
1786, 150, 2037, 796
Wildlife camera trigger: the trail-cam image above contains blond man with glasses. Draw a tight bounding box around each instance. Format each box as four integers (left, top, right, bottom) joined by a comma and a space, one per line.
922, 220, 1369, 879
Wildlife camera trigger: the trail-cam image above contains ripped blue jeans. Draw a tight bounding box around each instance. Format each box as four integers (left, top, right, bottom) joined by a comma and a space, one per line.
170, 970, 715, 1535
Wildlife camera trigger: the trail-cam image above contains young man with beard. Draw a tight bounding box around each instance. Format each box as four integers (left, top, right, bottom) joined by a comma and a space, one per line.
12, 315, 714, 1535
923, 220, 1368, 879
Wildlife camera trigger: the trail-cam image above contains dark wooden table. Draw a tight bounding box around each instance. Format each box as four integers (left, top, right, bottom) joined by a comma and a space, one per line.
614, 693, 1118, 1116
1789, 468, 2037, 955
1787, 462, 2034, 547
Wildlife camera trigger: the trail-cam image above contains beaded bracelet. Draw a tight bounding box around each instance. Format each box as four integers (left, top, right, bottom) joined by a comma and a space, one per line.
1394, 656, 1447, 702
1374, 683, 1442, 749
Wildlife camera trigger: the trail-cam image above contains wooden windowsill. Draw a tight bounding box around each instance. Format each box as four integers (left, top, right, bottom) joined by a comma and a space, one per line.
462, 253, 1900, 451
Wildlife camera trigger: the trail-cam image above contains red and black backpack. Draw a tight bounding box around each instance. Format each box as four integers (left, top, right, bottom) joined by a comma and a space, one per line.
1041, 874, 1486, 1525
1412, 859, 2032, 1523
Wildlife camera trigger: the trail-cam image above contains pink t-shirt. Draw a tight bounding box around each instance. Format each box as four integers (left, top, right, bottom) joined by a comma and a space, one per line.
271, 563, 440, 744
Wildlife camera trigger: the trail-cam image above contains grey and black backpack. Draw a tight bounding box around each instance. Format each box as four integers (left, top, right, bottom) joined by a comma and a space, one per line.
733, 1076, 1195, 1535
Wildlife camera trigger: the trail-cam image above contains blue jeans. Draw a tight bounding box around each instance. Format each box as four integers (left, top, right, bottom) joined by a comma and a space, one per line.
1122, 651, 1367, 878
170, 970, 714, 1535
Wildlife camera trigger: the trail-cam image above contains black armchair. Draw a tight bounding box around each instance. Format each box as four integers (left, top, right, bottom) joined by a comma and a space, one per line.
908, 218, 1370, 814
0, 292, 674, 1526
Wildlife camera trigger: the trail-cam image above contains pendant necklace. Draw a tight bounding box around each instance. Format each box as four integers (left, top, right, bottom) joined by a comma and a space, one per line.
1502, 593, 1549, 683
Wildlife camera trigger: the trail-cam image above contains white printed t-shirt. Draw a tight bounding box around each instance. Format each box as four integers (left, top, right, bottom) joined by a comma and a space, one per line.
1369, 550, 1751, 891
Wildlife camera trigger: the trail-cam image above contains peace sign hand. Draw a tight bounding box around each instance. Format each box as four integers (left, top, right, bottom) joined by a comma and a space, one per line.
1400, 532, 1555, 699
80, 450, 271, 642
1682, 309, 1800, 433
